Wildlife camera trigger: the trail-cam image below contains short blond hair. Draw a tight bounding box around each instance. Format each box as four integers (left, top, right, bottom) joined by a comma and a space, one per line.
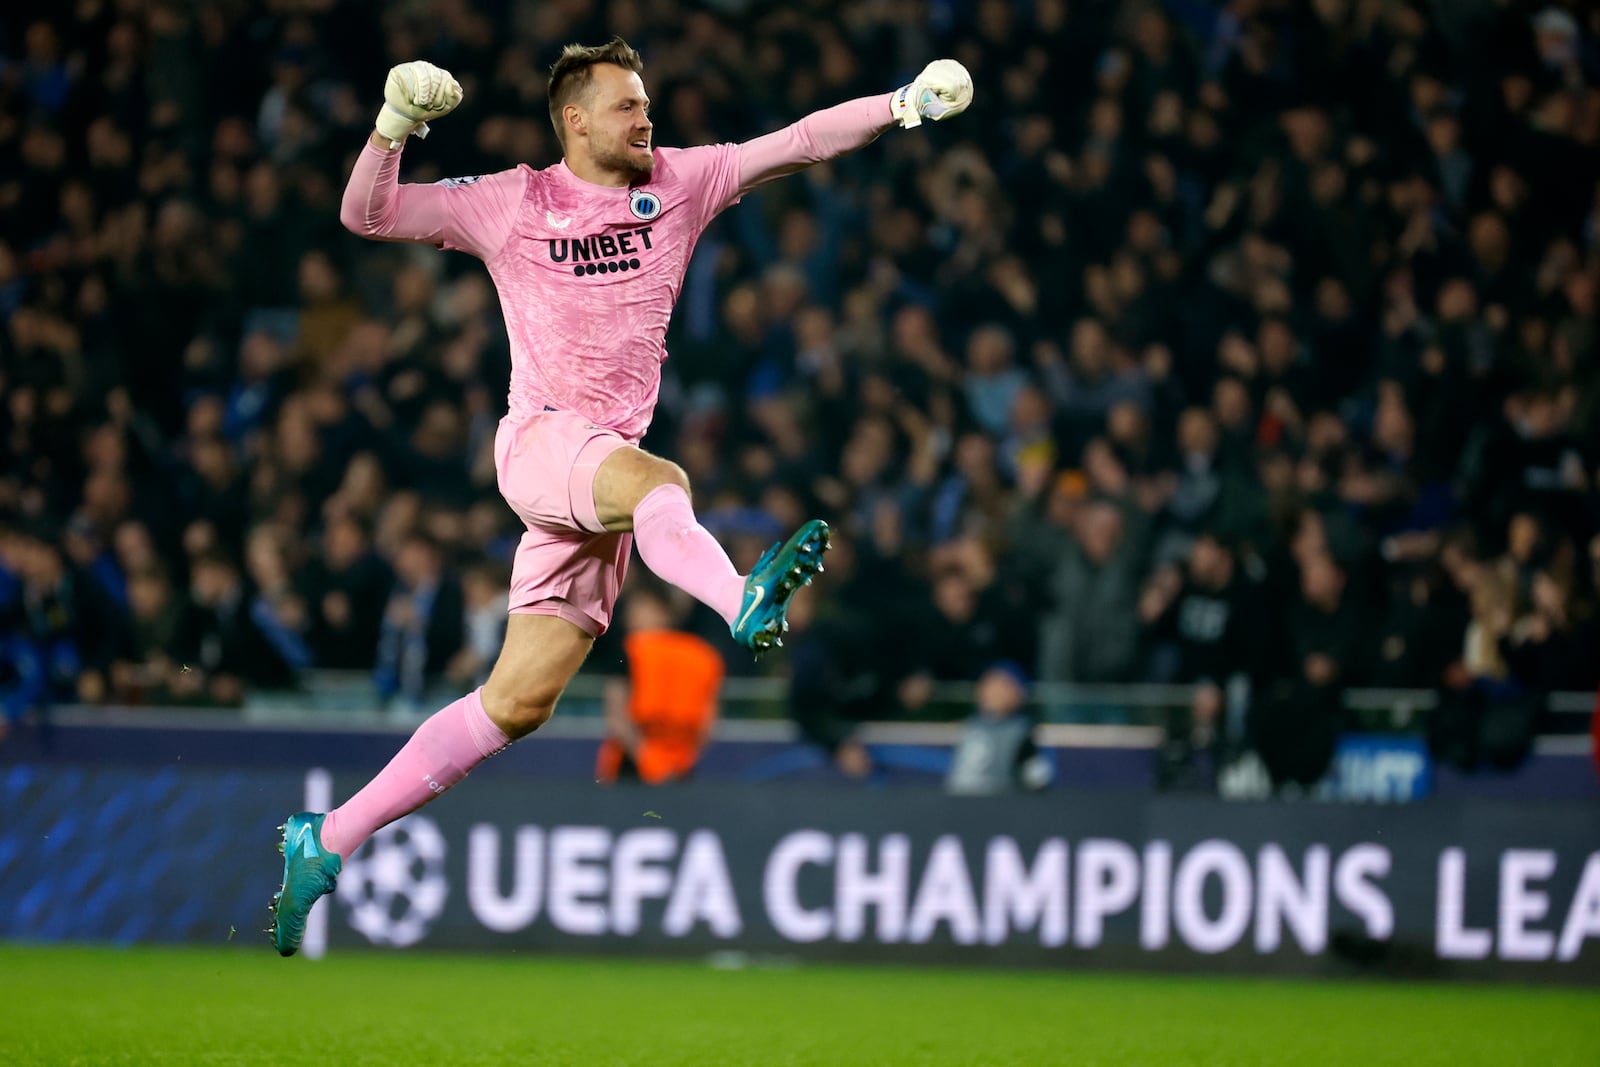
548, 36, 644, 147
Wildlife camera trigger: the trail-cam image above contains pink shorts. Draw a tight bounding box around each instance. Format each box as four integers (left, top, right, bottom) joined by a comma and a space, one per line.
494, 409, 631, 636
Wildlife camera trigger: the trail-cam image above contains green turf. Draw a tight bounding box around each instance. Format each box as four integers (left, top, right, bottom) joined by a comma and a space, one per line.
1, 946, 1594, 1067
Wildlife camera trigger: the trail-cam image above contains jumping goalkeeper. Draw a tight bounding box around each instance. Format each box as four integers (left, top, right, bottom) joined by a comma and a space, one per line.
268, 37, 972, 954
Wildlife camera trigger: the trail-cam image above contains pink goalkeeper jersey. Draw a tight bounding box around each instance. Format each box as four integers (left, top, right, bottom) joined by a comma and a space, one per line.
341, 94, 895, 442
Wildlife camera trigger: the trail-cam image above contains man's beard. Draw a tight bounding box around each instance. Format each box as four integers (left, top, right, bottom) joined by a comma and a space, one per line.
594, 139, 654, 180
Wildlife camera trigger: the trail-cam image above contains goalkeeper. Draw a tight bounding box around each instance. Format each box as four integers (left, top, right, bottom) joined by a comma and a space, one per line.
269, 37, 972, 955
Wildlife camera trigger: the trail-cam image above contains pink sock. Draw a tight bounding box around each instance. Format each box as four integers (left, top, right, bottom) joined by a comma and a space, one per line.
320, 687, 509, 859
632, 483, 746, 625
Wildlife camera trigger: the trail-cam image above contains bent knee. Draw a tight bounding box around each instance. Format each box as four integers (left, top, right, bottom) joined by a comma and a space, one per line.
655, 459, 691, 495
482, 686, 560, 738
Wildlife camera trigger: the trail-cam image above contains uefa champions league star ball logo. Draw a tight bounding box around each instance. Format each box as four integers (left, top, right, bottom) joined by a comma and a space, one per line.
336, 816, 449, 947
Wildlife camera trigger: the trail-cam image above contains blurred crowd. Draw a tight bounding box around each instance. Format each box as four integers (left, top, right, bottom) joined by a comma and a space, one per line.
2, 0, 1598, 781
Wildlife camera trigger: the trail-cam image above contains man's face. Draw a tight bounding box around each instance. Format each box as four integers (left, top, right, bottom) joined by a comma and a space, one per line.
575, 64, 654, 180
1190, 536, 1227, 586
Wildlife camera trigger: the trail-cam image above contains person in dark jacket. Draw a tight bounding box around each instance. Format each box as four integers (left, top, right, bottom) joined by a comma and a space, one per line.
303, 514, 393, 670
1141, 529, 1267, 786
1, 524, 126, 717
373, 531, 464, 713
187, 550, 296, 705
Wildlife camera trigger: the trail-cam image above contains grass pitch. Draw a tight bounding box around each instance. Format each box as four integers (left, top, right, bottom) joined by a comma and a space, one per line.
1, 945, 1594, 1066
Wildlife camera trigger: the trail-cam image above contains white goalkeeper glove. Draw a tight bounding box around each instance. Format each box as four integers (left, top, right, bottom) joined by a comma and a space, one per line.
891, 59, 974, 128
375, 61, 464, 144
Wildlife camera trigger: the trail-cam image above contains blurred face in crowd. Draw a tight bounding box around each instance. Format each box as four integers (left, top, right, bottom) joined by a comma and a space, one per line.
1468, 213, 1511, 272
462, 569, 503, 611
1212, 377, 1252, 433
275, 405, 319, 473
1507, 513, 1541, 563
1083, 438, 1127, 496
760, 485, 806, 531
1306, 411, 1347, 455
1300, 552, 1345, 610
247, 529, 289, 589
1489, 165, 1528, 214
933, 572, 976, 624
191, 559, 239, 605
1107, 402, 1146, 449
1258, 320, 1295, 374
128, 571, 172, 621
323, 518, 366, 570
1076, 501, 1124, 565
395, 537, 441, 589
1425, 112, 1461, 158
413, 403, 463, 459
841, 418, 895, 488
1177, 408, 1218, 460
113, 521, 158, 573
976, 666, 1028, 719
1436, 278, 1476, 322
1069, 319, 1110, 377
954, 432, 997, 485
1507, 391, 1562, 439
1189, 535, 1231, 588
298, 251, 341, 303
564, 63, 654, 181
1292, 509, 1328, 565
82, 469, 131, 525
966, 325, 1014, 375
1009, 385, 1050, 433
192, 439, 235, 490
1315, 277, 1351, 322
624, 590, 674, 633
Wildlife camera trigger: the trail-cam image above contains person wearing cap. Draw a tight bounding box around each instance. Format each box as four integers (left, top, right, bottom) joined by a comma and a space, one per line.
945, 661, 1053, 795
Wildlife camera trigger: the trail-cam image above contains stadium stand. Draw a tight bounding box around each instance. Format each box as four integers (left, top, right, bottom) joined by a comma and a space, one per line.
2, 0, 1597, 788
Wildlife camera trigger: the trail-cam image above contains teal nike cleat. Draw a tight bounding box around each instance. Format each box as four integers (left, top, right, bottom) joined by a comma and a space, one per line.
730, 518, 831, 655
268, 812, 341, 957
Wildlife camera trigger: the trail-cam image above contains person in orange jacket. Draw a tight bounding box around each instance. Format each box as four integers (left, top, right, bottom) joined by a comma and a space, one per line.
597, 583, 724, 784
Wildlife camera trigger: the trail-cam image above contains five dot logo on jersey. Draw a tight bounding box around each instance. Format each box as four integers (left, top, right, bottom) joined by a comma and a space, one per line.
335, 815, 449, 947
629, 189, 662, 220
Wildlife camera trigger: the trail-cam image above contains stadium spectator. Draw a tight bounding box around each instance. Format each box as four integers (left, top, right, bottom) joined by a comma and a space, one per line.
187, 550, 295, 705
1249, 549, 1365, 790
0, 0, 1596, 788
0, 523, 123, 712
302, 514, 393, 671
1140, 529, 1268, 786
447, 561, 510, 690
596, 583, 723, 785
1033, 495, 1145, 709
374, 531, 463, 714
946, 661, 1053, 795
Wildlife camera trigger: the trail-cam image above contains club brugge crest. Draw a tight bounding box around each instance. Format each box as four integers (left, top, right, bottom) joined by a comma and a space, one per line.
629, 189, 662, 220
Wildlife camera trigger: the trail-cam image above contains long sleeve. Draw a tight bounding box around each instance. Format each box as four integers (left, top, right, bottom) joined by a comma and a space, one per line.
339, 141, 528, 261
734, 93, 895, 193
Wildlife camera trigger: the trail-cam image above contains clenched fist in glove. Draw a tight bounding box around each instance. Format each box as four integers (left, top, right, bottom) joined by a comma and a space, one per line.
375, 61, 464, 144
891, 60, 974, 128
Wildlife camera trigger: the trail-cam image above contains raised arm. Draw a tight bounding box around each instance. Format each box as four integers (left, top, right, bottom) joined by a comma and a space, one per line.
339, 139, 526, 260
338, 59, 525, 260
735, 59, 974, 193
734, 95, 896, 194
